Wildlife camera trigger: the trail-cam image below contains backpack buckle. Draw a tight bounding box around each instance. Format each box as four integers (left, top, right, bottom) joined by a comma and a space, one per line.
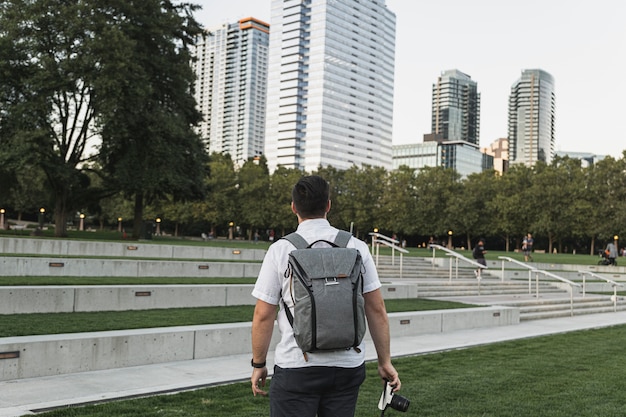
325, 277, 339, 286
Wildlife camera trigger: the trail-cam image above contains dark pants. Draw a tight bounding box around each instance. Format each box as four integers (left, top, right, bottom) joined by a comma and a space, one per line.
269, 364, 366, 417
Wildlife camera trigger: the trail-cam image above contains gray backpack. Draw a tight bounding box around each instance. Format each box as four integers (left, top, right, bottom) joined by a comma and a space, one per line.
282, 230, 366, 357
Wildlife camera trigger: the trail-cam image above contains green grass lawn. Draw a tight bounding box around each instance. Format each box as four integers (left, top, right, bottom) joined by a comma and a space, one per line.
0, 298, 471, 337
36, 324, 626, 417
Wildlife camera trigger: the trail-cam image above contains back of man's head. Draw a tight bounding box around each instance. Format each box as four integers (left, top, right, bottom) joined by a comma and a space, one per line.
292, 175, 330, 219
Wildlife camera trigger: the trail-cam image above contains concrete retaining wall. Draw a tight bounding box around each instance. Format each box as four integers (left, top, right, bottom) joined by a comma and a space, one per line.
0, 306, 517, 381
0, 283, 420, 314
0, 257, 261, 278
0, 237, 266, 261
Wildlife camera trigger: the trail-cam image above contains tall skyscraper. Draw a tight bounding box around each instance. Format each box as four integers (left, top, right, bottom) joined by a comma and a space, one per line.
508, 69, 556, 166
264, 0, 396, 173
191, 18, 269, 166
431, 69, 480, 144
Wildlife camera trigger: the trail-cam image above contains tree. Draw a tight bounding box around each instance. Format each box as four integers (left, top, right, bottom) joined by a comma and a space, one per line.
267, 167, 302, 237
379, 166, 419, 238
452, 170, 498, 250
0, 0, 103, 236
96, 0, 207, 239
192, 152, 239, 237
412, 166, 460, 243
238, 156, 270, 240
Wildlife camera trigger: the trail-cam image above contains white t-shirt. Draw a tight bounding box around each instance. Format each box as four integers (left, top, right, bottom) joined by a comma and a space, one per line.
252, 218, 381, 369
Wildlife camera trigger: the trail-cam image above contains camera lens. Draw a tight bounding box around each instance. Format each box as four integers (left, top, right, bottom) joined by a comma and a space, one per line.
390, 394, 410, 412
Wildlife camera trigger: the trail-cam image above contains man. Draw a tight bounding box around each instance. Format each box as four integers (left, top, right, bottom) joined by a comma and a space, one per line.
472, 238, 487, 278
250, 175, 401, 417
522, 233, 534, 262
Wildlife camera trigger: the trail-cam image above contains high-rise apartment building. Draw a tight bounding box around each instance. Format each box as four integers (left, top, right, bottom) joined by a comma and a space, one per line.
191, 18, 269, 166
508, 69, 556, 166
431, 69, 480, 144
264, 0, 396, 173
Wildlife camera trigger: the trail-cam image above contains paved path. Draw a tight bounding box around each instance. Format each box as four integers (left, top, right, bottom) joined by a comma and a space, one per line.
3, 310, 626, 417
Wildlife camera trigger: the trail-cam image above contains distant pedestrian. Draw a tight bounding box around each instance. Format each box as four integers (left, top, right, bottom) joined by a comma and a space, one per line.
606, 241, 618, 265
522, 233, 534, 262
472, 238, 487, 278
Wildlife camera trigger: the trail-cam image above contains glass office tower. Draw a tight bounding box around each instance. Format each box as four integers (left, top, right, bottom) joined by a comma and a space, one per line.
431, 69, 480, 144
264, 0, 396, 173
508, 69, 556, 166
192, 18, 269, 166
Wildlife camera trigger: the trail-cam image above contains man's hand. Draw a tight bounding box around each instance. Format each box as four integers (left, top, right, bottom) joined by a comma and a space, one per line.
251, 366, 268, 396
379, 363, 401, 392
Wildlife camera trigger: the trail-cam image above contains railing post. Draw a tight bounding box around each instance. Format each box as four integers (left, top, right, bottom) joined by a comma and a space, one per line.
501, 260, 505, 282
535, 270, 539, 298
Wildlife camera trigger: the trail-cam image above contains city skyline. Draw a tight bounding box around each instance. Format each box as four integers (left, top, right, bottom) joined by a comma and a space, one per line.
196, 0, 626, 160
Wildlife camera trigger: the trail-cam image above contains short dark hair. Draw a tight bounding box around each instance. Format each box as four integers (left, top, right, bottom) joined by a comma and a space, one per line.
292, 175, 330, 219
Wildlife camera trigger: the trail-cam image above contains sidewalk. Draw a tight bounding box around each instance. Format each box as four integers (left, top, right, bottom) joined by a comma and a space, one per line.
3, 310, 626, 417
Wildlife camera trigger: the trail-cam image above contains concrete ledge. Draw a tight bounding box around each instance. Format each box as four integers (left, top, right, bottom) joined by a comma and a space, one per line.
0, 307, 518, 381
0, 283, 421, 314
0, 257, 261, 278
0, 237, 267, 261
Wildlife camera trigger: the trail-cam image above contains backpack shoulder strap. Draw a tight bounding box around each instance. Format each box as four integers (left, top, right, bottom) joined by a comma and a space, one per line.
282, 232, 309, 249
333, 230, 352, 248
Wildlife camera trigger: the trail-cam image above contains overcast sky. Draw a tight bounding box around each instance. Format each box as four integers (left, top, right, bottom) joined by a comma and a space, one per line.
195, 0, 626, 159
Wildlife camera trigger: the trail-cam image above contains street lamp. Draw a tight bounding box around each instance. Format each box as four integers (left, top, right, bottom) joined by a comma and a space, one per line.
38, 208, 45, 229
447, 230, 453, 249
155, 218, 161, 235
0, 208, 4, 230
79, 213, 85, 231
228, 221, 234, 240
117, 217, 123, 232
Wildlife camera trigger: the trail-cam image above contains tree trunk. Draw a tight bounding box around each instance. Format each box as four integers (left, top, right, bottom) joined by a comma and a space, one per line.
54, 196, 68, 237
590, 236, 596, 256
132, 192, 144, 240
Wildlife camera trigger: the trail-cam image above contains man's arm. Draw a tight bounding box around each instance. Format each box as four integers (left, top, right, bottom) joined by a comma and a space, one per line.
364, 288, 401, 391
250, 299, 277, 396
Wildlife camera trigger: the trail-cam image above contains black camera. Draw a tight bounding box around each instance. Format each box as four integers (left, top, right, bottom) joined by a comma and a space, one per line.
378, 380, 410, 414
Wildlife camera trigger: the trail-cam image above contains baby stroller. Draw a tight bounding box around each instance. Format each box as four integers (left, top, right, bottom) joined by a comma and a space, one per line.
598, 249, 617, 266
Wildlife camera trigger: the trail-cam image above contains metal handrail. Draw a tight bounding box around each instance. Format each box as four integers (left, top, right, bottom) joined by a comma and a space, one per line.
533, 270, 581, 316
369, 232, 409, 278
430, 244, 487, 286
578, 270, 624, 311
498, 256, 581, 316
498, 256, 538, 292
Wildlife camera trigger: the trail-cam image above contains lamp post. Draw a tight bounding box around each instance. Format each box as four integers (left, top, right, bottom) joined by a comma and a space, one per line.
0, 208, 4, 230
447, 230, 453, 249
228, 221, 234, 240
117, 217, 123, 233
79, 213, 85, 231
38, 208, 45, 229
155, 218, 161, 235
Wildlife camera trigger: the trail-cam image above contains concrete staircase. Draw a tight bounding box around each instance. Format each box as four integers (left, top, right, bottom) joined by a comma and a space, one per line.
375, 254, 626, 321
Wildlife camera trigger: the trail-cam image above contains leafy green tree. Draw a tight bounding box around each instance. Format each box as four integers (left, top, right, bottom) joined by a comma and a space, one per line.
489, 164, 535, 251
0, 0, 103, 236
331, 165, 386, 239
192, 152, 239, 237
582, 154, 626, 254
267, 167, 302, 237
527, 160, 581, 254
413, 166, 460, 244
452, 170, 498, 250
96, 0, 207, 239
379, 166, 419, 238
238, 156, 270, 240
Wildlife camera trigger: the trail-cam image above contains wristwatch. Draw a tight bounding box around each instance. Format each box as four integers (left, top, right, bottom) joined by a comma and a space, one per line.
251, 359, 266, 368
